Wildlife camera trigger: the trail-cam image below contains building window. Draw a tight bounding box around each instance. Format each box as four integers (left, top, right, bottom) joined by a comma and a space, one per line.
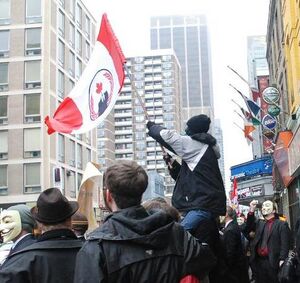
76, 4, 82, 27
69, 23, 75, 47
69, 51, 75, 76
58, 134, 65, 162
85, 41, 90, 61
26, 0, 42, 23
0, 130, 8, 160
0, 165, 7, 195
77, 144, 82, 169
25, 61, 41, 89
70, 140, 75, 166
75, 58, 82, 79
77, 173, 82, 190
58, 70, 64, 98
0, 96, 8, 124
69, 79, 74, 92
87, 148, 91, 162
24, 128, 41, 158
58, 10, 65, 37
68, 170, 76, 198
69, 0, 75, 18
0, 0, 10, 25
24, 163, 41, 193
0, 63, 8, 91
25, 28, 41, 56
76, 30, 82, 54
85, 15, 90, 38
24, 93, 40, 123
0, 30, 9, 57
58, 40, 65, 66
58, 0, 64, 8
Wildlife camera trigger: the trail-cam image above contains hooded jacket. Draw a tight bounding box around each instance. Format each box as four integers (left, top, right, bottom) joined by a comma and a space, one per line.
148, 124, 226, 215
74, 206, 216, 283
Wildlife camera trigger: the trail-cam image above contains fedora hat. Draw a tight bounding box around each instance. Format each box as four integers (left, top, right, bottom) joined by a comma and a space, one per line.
31, 188, 78, 224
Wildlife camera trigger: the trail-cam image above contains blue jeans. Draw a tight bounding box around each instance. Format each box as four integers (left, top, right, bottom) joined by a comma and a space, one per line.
181, 210, 213, 232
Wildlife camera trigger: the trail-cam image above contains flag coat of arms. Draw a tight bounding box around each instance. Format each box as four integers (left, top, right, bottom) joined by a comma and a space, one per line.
45, 14, 126, 134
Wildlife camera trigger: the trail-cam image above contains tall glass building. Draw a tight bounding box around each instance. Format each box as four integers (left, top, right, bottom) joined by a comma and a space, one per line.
150, 15, 214, 123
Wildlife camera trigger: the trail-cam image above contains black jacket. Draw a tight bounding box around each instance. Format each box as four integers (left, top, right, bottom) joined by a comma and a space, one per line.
74, 206, 216, 283
148, 124, 226, 215
222, 221, 249, 283
0, 229, 82, 283
294, 218, 300, 276
9, 234, 36, 255
246, 213, 291, 270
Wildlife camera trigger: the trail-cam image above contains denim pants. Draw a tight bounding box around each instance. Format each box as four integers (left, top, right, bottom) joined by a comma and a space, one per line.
181, 209, 213, 232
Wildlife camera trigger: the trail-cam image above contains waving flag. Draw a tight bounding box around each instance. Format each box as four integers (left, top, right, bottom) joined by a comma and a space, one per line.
45, 14, 126, 134
246, 98, 261, 117
251, 88, 261, 102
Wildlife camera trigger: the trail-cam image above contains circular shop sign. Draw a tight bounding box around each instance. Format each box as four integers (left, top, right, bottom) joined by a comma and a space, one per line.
262, 86, 281, 104
262, 114, 277, 130
267, 105, 281, 117
262, 128, 275, 139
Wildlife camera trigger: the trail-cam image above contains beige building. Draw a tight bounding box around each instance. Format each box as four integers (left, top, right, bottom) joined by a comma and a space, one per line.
97, 50, 182, 196
0, 0, 97, 207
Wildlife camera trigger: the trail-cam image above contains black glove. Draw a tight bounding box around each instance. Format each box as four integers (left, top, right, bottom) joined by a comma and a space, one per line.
163, 152, 172, 165
146, 120, 155, 130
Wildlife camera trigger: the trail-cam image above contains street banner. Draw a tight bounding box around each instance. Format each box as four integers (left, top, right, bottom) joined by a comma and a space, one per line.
45, 13, 126, 134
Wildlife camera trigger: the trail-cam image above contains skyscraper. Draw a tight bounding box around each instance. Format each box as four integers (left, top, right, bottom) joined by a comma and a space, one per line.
97, 50, 182, 195
0, 0, 97, 207
150, 15, 214, 124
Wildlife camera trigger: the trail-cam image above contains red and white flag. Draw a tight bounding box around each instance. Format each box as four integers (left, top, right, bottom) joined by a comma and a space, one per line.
45, 14, 126, 134
230, 177, 239, 211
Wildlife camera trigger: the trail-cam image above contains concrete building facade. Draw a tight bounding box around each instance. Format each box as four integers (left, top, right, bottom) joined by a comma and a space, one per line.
97, 50, 182, 196
0, 0, 97, 207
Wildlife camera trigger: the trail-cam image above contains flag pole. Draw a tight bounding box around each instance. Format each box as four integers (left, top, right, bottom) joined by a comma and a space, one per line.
124, 64, 149, 120
123, 64, 173, 168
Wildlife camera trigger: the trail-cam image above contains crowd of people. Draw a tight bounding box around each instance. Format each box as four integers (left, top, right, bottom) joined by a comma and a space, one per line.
0, 114, 298, 283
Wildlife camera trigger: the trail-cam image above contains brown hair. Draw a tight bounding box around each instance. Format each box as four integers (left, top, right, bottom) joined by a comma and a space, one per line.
143, 200, 180, 222
105, 160, 148, 209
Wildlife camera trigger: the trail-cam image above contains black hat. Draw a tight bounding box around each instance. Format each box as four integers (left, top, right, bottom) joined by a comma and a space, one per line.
186, 114, 211, 135
31, 188, 78, 224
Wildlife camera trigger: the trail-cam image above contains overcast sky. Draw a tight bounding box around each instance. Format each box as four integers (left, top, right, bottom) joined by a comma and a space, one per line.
82, 0, 270, 188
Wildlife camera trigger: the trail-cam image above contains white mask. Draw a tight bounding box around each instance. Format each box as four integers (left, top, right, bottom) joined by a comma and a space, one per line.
261, 200, 274, 216
0, 210, 22, 243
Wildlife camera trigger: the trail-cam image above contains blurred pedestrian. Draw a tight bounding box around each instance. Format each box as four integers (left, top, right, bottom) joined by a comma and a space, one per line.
74, 160, 216, 283
222, 206, 249, 283
0, 204, 36, 263
71, 211, 88, 241
147, 115, 226, 234
0, 188, 82, 283
245, 200, 291, 283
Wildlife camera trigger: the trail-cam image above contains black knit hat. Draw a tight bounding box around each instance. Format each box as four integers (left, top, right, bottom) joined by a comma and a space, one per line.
186, 114, 211, 135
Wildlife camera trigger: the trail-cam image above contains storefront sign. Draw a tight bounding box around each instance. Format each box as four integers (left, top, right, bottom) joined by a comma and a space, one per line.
273, 130, 294, 187
238, 185, 264, 200
288, 124, 300, 176
262, 86, 281, 104
268, 105, 281, 117
262, 114, 277, 130
263, 128, 276, 139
